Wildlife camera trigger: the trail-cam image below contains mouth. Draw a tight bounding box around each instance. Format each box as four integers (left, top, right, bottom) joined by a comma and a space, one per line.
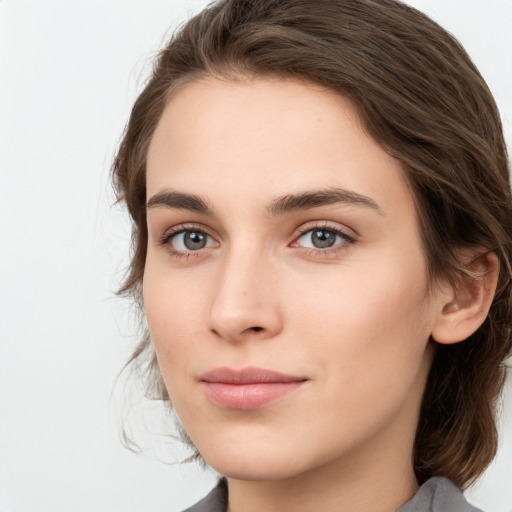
199, 366, 308, 410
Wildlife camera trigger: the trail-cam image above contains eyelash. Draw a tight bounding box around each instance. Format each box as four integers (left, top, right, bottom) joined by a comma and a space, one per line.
293, 223, 356, 257
157, 222, 356, 260
157, 224, 214, 260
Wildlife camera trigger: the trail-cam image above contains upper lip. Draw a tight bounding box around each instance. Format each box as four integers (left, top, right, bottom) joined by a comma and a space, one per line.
199, 366, 308, 384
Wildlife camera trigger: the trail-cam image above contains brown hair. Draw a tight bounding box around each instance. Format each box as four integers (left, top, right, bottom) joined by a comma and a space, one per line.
112, 0, 512, 488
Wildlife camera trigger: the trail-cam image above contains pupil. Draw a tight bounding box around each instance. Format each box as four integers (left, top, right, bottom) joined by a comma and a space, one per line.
184, 231, 207, 250
312, 230, 336, 249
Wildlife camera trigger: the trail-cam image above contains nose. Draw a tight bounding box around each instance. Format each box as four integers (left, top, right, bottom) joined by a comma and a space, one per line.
207, 246, 283, 343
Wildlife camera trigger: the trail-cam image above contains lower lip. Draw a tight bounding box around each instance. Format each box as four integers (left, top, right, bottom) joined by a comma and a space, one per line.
202, 381, 305, 410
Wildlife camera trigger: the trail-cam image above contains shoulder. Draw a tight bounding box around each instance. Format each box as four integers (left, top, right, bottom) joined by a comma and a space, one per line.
181, 478, 228, 512
182, 476, 482, 512
397, 477, 484, 512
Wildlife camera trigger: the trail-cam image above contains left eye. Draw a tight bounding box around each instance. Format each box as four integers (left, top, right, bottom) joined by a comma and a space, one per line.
169, 230, 217, 251
295, 228, 350, 249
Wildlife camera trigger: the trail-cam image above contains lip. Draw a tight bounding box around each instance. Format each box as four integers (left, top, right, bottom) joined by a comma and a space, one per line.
199, 366, 308, 410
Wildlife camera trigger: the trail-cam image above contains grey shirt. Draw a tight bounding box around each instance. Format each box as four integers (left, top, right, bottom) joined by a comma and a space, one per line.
183, 477, 483, 512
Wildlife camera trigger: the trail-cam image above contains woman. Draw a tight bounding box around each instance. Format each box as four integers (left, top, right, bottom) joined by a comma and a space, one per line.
113, 1, 512, 510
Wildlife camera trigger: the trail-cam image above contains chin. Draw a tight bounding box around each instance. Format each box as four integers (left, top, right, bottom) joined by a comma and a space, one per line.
192, 431, 332, 483
205, 452, 309, 482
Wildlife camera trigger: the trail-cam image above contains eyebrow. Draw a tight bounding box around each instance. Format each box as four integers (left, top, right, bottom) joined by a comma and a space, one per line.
146, 187, 382, 216
146, 190, 213, 215
268, 188, 382, 216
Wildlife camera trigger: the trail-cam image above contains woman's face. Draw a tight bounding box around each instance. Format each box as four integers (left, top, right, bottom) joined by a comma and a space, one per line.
144, 76, 442, 481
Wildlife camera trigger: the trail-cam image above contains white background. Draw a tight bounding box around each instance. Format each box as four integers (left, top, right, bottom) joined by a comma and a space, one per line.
1, 1, 511, 511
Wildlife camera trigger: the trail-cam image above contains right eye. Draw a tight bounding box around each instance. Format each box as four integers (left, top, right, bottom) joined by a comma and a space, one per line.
162, 228, 219, 254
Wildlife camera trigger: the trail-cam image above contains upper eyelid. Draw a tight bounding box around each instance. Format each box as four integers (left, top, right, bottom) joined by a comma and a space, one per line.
159, 223, 216, 241
294, 221, 357, 240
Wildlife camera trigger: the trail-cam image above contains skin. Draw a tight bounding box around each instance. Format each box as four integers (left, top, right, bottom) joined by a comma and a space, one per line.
143, 76, 491, 512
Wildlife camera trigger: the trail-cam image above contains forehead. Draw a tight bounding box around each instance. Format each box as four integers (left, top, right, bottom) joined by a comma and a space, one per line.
146, 75, 416, 223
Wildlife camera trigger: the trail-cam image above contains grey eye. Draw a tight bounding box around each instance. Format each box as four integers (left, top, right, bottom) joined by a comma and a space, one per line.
171, 230, 214, 251
310, 230, 337, 248
296, 228, 349, 250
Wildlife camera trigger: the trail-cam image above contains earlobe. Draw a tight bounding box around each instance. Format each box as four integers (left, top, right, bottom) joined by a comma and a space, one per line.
431, 251, 499, 345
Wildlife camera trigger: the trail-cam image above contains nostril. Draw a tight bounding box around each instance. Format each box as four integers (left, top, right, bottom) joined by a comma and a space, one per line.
251, 326, 263, 332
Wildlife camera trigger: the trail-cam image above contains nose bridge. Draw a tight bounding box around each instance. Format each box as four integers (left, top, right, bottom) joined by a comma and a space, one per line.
208, 239, 282, 341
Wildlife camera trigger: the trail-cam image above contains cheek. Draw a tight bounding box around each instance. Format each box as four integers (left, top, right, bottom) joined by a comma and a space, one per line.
142, 260, 206, 384
278, 262, 432, 452
288, 253, 433, 391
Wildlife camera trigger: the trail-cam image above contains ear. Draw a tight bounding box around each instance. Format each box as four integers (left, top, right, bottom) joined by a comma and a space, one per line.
431, 251, 499, 344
